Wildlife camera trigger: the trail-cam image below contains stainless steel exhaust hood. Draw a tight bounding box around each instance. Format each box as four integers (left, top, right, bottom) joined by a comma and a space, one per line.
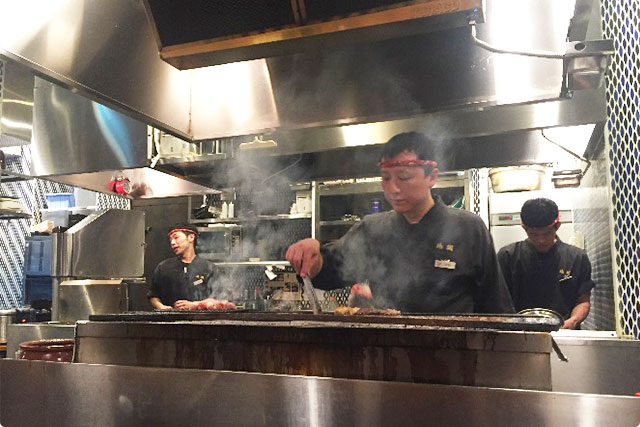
143, 0, 485, 69
0, 0, 609, 141
0, 0, 611, 191
31, 78, 212, 199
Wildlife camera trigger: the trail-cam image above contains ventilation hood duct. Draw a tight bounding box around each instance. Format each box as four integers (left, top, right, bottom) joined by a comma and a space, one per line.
31, 78, 212, 199
143, 0, 485, 69
0, 58, 33, 147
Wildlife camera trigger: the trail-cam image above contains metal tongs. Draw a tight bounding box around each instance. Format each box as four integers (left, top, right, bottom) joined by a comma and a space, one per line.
302, 276, 322, 314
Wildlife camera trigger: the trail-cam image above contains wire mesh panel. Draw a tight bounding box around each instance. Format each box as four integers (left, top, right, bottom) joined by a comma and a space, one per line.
470, 168, 481, 215
96, 193, 131, 210
601, 0, 640, 337
0, 154, 30, 308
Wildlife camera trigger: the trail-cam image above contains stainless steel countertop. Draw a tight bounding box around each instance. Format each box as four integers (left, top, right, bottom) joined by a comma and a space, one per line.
1, 359, 639, 427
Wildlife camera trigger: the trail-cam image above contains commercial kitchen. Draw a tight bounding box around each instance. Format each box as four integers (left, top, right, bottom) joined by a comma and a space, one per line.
0, 0, 638, 425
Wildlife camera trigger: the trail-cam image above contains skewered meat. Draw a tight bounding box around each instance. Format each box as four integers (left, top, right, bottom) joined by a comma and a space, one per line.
334, 305, 401, 316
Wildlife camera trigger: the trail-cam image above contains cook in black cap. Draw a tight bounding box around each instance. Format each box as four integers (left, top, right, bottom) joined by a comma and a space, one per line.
497, 198, 595, 329
147, 223, 216, 310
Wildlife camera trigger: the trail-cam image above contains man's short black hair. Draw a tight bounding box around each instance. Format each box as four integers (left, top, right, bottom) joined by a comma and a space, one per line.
380, 132, 437, 174
521, 198, 559, 228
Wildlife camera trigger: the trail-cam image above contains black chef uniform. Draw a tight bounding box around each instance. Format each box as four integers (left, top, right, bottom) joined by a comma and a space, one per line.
313, 196, 514, 313
147, 256, 215, 307
497, 238, 595, 319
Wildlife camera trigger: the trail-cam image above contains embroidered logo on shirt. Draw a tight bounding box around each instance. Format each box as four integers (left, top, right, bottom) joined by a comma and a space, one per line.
193, 274, 206, 286
436, 242, 444, 249
435, 259, 456, 270
446, 244, 454, 252
558, 269, 572, 283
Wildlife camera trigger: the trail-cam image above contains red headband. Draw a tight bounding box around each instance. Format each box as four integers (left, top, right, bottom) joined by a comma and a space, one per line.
378, 159, 438, 168
168, 228, 196, 237
522, 213, 560, 228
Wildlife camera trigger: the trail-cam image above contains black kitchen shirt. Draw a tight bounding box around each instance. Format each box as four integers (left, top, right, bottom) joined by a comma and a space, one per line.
313, 197, 514, 314
497, 239, 595, 319
147, 256, 216, 307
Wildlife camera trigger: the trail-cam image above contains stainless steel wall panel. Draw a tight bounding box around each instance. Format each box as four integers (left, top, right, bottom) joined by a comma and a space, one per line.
65, 210, 144, 278
2, 359, 640, 427
551, 335, 640, 395
58, 280, 127, 322
0, 0, 191, 137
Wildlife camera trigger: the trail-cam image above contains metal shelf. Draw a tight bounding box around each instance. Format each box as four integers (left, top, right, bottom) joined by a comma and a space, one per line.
193, 214, 311, 224
0, 169, 32, 183
319, 220, 361, 226
210, 260, 291, 267
0, 210, 31, 220
319, 173, 466, 196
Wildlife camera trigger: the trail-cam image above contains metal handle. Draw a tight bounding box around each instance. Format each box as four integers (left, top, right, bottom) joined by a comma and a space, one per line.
302, 276, 322, 314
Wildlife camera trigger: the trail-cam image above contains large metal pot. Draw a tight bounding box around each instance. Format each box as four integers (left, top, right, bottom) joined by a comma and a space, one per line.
0, 309, 16, 343
489, 165, 546, 193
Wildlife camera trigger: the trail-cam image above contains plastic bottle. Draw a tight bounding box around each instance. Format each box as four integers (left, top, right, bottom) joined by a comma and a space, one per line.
371, 199, 381, 213
228, 201, 234, 218
221, 202, 228, 219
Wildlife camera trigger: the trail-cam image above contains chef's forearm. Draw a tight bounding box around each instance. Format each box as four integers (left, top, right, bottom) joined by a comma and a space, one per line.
570, 300, 590, 322
563, 298, 591, 329
149, 297, 170, 310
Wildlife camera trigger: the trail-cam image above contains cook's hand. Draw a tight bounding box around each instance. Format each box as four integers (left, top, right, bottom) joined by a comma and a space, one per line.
351, 283, 373, 299
174, 300, 197, 310
347, 283, 374, 308
286, 238, 323, 278
562, 318, 580, 329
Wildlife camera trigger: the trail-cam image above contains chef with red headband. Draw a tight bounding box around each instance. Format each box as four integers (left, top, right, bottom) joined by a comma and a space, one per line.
286, 132, 514, 313
498, 198, 595, 329
147, 223, 216, 310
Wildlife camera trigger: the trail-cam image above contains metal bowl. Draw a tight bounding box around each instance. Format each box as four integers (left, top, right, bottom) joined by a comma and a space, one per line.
518, 308, 564, 324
